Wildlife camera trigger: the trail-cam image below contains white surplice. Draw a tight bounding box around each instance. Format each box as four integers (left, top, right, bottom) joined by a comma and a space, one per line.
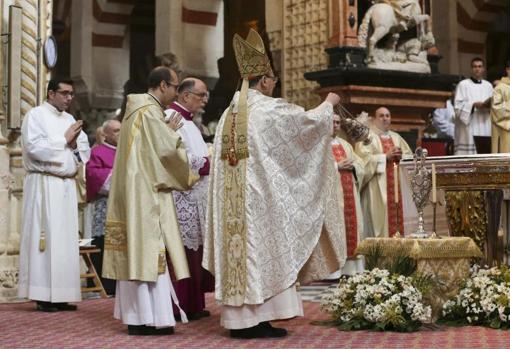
114, 268, 177, 327
454, 78, 493, 154
18, 102, 90, 302
164, 103, 209, 251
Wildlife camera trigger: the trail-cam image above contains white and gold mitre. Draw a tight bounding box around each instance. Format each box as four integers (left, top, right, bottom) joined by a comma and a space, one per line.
233, 28, 273, 79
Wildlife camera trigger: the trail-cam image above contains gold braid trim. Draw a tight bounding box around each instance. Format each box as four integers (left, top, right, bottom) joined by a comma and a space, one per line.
221, 159, 248, 306
355, 237, 483, 259
104, 220, 127, 251
158, 250, 167, 274
233, 30, 272, 79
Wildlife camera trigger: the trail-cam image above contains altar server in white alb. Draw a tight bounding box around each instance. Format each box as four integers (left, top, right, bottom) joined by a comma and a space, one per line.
18, 78, 90, 312
454, 57, 493, 154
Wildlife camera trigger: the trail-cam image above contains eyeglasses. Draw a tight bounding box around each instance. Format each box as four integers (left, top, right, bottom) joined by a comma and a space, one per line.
165, 81, 179, 89
187, 91, 210, 99
55, 90, 74, 98
265, 75, 279, 83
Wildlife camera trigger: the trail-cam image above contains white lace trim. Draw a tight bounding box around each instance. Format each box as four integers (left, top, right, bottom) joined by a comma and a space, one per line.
173, 177, 208, 251
189, 154, 206, 173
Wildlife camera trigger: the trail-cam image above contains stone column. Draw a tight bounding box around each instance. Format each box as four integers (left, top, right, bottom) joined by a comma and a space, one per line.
0, 0, 53, 302
0, 0, 16, 302
155, 0, 183, 69
155, 0, 224, 86
431, 0, 459, 75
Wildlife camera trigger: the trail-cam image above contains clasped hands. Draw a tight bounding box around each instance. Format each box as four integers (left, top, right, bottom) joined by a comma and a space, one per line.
337, 158, 354, 171
65, 120, 83, 149
386, 146, 402, 162
473, 98, 491, 110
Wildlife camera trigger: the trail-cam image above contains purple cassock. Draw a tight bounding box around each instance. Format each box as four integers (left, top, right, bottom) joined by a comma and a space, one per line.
86, 143, 116, 202
85, 142, 117, 295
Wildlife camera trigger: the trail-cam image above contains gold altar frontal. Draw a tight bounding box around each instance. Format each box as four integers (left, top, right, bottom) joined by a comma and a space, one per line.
400, 154, 510, 266
356, 237, 483, 320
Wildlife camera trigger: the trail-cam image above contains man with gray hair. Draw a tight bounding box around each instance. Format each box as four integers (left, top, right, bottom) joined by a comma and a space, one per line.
165, 77, 214, 320
86, 119, 121, 295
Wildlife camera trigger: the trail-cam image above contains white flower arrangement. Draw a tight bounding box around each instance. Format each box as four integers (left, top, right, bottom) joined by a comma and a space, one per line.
321, 268, 431, 332
441, 265, 510, 329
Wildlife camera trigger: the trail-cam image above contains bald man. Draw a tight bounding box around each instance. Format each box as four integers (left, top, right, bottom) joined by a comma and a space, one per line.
355, 107, 412, 237
164, 78, 214, 320
86, 119, 121, 295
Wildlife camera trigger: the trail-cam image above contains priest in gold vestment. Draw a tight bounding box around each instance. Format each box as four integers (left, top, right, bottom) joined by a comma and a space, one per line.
103, 67, 198, 336
202, 29, 347, 339
491, 60, 510, 153
355, 107, 412, 237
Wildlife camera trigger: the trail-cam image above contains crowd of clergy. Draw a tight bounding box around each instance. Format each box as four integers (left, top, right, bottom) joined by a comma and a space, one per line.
15, 27, 510, 339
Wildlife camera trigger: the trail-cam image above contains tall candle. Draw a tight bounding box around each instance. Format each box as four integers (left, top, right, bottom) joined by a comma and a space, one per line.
394, 163, 399, 203
431, 163, 437, 203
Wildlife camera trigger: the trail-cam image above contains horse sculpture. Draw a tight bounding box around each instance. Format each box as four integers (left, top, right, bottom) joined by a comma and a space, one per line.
358, 0, 431, 65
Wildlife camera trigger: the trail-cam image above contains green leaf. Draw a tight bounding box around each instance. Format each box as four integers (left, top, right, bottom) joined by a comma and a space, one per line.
489, 318, 502, 329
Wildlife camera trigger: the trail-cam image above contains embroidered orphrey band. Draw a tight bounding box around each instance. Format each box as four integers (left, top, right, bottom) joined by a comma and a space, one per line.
221, 160, 248, 306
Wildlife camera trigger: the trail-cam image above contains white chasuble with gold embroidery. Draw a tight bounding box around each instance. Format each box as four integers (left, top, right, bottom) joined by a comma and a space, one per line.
102, 94, 198, 283
203, 89, 347, 306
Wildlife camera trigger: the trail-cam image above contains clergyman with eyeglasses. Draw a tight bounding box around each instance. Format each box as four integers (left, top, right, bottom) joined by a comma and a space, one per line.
18, 77, 91, 312
164, 77, 215, 321
202, 29, 347, 339
102, 66, 199, 336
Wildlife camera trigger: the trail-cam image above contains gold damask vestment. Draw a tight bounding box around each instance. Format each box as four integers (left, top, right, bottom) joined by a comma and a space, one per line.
103, 94, 198, 283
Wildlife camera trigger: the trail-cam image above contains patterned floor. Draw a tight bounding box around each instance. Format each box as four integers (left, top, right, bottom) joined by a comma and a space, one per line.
2, 290, 510, 348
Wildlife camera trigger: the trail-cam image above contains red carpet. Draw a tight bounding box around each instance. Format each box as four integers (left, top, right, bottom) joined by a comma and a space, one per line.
1, 295, 510, 348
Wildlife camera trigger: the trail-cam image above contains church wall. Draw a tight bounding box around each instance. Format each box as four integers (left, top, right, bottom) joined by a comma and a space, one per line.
70, 0, 132, 132
155, 0, 224, 85
281, 0, 329, 109
265, 0, 283, 76
432, 0, 508, 79
0, 0, 53, 302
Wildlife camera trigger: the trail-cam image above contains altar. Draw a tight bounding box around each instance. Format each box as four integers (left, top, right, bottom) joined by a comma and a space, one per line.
399, 154, 510, 265
356, 236, 483, 320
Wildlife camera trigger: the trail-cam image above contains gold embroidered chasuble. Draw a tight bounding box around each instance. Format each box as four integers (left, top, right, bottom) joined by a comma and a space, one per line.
103, 94, 198, 282
355, 128, 412, 237
491, 77, 510, 153
203, 89, 347, 306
